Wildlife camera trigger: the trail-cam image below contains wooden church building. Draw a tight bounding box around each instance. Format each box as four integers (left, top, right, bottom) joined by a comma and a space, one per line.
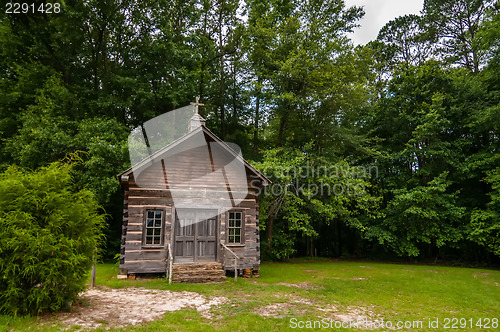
117, 102, 269, 282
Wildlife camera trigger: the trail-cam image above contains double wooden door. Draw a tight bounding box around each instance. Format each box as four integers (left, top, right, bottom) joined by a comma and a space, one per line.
174, 209, 218, 263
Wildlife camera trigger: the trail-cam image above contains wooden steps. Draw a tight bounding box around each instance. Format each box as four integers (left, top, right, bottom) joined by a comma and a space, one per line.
171, 262, 226, 283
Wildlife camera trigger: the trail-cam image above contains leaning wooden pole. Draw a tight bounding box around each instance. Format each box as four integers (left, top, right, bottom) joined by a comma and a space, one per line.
91, 248, 97, 287
234, 258, 237, 282
167, 243, 173, 285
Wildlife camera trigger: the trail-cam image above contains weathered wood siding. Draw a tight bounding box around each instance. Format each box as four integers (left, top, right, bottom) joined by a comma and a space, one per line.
219, 185, 260, 272
120, 176, 174, 274
119, 130, 263, 275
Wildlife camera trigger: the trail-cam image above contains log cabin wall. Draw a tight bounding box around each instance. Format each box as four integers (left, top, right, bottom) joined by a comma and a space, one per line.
219, 185, 260, 272
119, 130, 264, 275
120, 173, 172, 274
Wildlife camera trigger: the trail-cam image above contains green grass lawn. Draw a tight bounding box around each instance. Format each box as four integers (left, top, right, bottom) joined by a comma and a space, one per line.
1, 259, 499, 331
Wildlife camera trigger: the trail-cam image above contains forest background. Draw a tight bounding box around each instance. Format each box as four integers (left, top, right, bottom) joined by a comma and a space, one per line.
0, 0, 499, 264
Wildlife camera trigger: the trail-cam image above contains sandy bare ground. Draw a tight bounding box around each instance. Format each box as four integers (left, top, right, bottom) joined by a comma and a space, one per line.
253, 301, 377, 323
52, 287, 228, 330
254, 293, 379, 327
48, 284, 380, 330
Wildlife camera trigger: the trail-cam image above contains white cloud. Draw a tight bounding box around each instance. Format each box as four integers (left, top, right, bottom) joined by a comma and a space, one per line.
344, 0, 424, 45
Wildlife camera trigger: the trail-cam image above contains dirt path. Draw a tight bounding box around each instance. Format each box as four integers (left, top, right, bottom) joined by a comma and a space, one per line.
52, 287, 228, 330
48, 284, 379, 330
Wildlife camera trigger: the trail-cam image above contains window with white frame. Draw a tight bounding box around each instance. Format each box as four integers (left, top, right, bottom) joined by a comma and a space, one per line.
227, 211, 243, 244
144, 210, 163, 245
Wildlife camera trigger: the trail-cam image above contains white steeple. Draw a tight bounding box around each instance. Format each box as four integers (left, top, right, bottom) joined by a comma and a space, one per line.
188, 97, 206, 132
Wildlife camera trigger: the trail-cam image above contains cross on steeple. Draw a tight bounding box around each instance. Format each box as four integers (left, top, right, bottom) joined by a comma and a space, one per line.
188, 97, 206, 132
190, 96, 205, 114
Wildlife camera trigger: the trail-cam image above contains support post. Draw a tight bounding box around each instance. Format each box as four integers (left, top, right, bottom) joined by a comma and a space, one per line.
220, 241, 240, 282
234, 258, 237, 282
91, 249, 97, 287
168, 243, 173, 285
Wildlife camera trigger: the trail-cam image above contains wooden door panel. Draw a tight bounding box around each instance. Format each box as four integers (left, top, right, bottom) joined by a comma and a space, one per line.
184, 241, 194, 256
196, 211, 217, 262
174, 209, 217, 262
175, 210, 196, 262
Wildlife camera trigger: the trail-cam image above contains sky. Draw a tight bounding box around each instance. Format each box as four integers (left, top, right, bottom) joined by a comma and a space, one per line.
344, 0, 424, 45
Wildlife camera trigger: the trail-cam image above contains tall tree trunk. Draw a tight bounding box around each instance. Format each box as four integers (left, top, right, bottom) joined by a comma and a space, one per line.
266, 214, 274, 251
199, 1, 211, 99
336, 221, 343, 257
277, 112, 287, 146
231, 61, 238, 124
253, 89, 261, 155
310, 236, 314, 257
218, 0, 226, 139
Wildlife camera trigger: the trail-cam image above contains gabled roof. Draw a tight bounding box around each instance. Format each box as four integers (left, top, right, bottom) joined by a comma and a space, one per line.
118, 125, 270, 186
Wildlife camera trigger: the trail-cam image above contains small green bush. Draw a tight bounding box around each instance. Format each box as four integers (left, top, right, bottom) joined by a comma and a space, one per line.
0, 162, 106, 315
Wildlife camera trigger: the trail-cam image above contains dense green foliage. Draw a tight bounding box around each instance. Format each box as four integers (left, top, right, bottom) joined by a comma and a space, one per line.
0, 0, 498, 266
0, 163, 106, 315
254, 143, 381, 259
